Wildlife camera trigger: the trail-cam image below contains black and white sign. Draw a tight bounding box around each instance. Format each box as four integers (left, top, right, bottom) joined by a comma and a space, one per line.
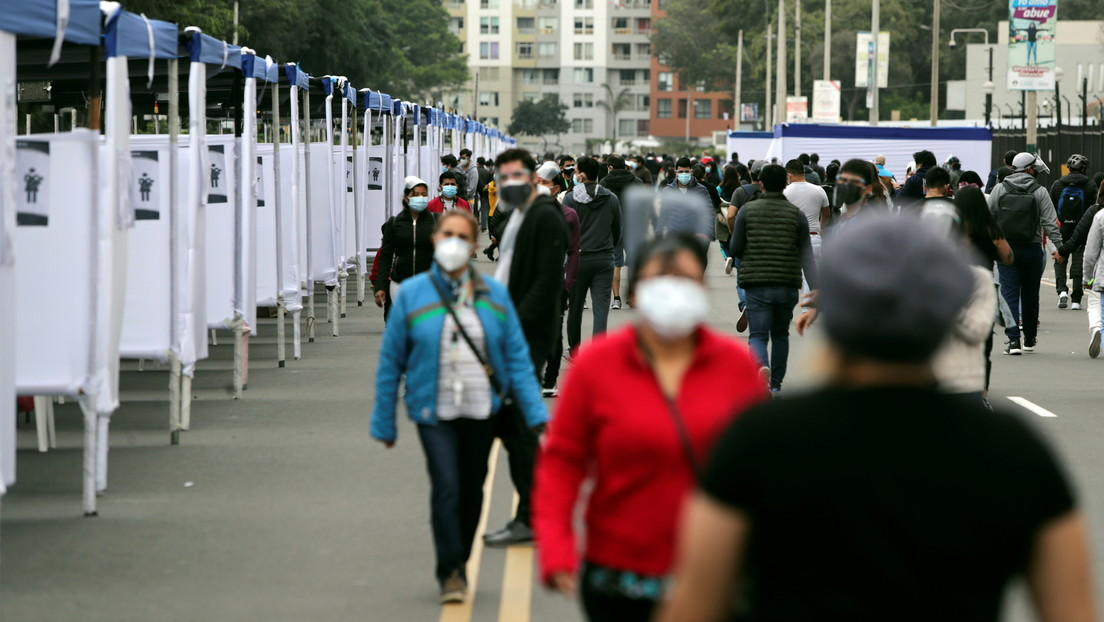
208, 144, 227, 204
368, 156, 383, 191
132, 150, 160, 220
16, 140, 49, 226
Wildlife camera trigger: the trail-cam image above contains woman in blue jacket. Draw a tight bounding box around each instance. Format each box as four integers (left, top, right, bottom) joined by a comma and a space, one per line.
370, 210, 548, 604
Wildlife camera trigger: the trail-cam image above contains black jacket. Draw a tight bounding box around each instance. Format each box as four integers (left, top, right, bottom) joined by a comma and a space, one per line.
895, 166, 930, 209
1059, 203, 1103, 258
599, 168, 643, 205
506, 195, 569, 356
1050, 172, 1097, 227
373, 209, 437, 291
562, 183, 623, 256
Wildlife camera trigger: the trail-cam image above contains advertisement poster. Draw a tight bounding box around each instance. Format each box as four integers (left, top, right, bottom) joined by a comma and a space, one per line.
132, 151, 160, 220
854, 31, 890, 89
1007, 0, 1058, 90
16, 140, 49, 226
812, 80, 842, 123
786, 96, 809, 123
740, 103, 760, 122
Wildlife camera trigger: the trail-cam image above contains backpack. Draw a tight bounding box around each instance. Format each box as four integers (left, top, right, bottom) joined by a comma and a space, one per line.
1057, 183, 1087, 226
997, 180, 1041, 244
734, 183, 760, 209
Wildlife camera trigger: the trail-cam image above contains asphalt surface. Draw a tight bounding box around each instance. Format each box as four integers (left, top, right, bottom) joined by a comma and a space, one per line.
1, 238, 1102, 621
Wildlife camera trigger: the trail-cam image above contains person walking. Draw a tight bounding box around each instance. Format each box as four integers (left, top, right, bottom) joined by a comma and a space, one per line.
988, 152, 1064, 355
895, 149, 937, 210
783, 158, 830, 288
427, 171, 472, 214
481, 149, 569, 548
458, 148, 479, 206
563, 156, 622, 354
1058, 179, 1104, 357
475, 157, 495, 231
729, 164, 818, 392
535, 164, 581, 396
661, 215, 1093, 622
1082, 190, 1104, 359
598, 155, 642, 311
374, 176, 437, 319
534, 234, 768, 622
370, 211, 548, 604
828, 159, 890, 236
1050, 154, 1095, 311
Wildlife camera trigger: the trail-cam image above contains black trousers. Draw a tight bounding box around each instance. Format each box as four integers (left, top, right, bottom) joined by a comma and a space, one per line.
543, 297, 569, 389
568, 255, 614, 352
495, 350, 545, 526
1055, 223, 1084, 303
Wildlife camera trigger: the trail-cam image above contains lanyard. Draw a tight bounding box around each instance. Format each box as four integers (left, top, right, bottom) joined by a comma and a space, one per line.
637, 332, 703, 478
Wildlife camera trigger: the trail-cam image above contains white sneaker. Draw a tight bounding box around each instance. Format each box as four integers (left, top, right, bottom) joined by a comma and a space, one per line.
724, 256, 735, 275
1059, 292, 1069, 309
1072, 302, 1083, 310
541, 387, 559, 398
1091, 330, 1101, 359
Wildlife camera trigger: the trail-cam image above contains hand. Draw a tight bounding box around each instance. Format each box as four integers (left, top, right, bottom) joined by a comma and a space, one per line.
796, 308, 819, 336
377, 439, 395, 449
374, 290, 387, 308
549, 572, 577, 598
1052, 250, 1066, 264
800, 290, 818, 309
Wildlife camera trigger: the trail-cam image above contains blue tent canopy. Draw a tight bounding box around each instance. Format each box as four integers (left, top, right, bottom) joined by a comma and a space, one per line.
393, 100, 405, 117
0, 0, 100, 44
284, 64, 310, 90
364, 91, 392, 113
104, 10, 178, 60
241, 53, 274, 82
381, 94, 392, 114
185, 31, 242, 70
343, 82, 356, 106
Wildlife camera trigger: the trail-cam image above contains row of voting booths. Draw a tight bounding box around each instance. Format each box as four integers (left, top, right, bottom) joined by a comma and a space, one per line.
0, 0, 514, 516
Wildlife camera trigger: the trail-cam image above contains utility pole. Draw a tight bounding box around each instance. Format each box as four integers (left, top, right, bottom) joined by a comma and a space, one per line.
232, 1, 240, 46
823, 0, 831, 80
735, 29, 743, 128
1027, 91, 1037, 150
473, 72, 479, 122
766, 24, 773, 128
794, 0, 801, 98
870, 0, 879, 125
930, 0, 940, 127
776, 0, 786, 125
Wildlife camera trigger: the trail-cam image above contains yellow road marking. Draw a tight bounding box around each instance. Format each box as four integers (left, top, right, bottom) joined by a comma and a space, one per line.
439, 439, 501, 622
498, 494, 534, 622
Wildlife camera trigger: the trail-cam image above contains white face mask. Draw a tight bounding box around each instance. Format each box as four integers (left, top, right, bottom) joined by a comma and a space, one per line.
536, 184, 552, 196
434, 236, 473, 272
635, 276, 709, 340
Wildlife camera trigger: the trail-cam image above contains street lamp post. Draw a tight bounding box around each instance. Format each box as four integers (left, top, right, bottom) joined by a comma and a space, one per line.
983, 80, 995, 126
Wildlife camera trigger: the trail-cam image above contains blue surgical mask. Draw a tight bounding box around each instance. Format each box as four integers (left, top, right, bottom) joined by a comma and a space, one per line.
442, 185, 458, 199
677, 172, 693, 186
408, 196, 429, 212
574, 174, 583, 185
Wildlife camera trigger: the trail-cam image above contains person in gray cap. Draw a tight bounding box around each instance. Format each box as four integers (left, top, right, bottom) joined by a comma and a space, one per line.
658, 215, 1093, 622
987, 152, 1064, 355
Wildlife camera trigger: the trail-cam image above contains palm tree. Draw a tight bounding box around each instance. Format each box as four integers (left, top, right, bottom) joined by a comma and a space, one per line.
596, 83, 633, 147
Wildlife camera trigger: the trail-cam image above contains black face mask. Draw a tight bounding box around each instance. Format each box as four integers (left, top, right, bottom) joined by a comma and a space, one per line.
499, 182, 533, 207
834, 183, 866, 208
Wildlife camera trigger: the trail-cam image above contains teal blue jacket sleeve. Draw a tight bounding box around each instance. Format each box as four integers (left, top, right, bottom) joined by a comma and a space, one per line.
500, 294, 550, 428
370, 286, 411, 442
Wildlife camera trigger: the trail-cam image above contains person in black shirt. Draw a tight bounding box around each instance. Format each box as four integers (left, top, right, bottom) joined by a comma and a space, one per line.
659, 216, 1093, 622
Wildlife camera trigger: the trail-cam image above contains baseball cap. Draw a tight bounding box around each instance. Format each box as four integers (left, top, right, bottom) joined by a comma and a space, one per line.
818, 215, 974, 363
404, 175, 428, 191
536, 161, 561, 181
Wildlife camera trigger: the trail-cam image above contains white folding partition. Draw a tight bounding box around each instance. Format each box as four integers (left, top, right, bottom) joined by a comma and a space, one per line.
0, 29, 17, 494
205, 135, 239, 331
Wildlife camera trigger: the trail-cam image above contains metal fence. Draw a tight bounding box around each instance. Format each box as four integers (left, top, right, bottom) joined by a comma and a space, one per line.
992, 124, 1104, 186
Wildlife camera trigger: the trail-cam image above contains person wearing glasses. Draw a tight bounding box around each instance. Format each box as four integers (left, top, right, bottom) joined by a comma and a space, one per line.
827, 159, 890, 237
370, 210, 548, 605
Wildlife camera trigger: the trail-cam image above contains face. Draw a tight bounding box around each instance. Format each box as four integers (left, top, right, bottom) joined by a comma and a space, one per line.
836, 172, 872, 199
629, 250, 705, 307
433, 215, 478, 250
676, 166, 692, 175
408, 185, 428, 198
536, 177, 559, 195
497, 160, 533, 185
440, 179, 458, 191
562, 159, 575, 171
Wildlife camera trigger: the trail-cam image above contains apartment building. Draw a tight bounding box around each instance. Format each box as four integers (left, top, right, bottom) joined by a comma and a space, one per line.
447, 0, 653, 155
648, 0, 731, 145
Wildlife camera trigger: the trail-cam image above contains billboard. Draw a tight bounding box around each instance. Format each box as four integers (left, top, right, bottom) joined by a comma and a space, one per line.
812, 80, 841, 123
855, 31, 890, 89
786, 97, 809, 123
1006, 0, 1058, 91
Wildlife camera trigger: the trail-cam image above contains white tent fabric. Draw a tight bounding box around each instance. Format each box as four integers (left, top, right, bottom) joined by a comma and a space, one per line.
204, 135, 238, 330
724, 131, 776, 164
0, 31, 17, 491
255, 143, 301, 312
308, 142, 340, 286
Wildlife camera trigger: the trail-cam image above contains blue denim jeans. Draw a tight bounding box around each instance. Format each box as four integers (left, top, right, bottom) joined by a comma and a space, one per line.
745, 286, 800, 390
416, 417, 498, 583
998, 244, 1045, 340
732, 257, 747, 312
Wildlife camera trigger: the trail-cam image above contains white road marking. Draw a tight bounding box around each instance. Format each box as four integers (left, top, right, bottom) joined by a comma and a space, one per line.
1007, 396, 1059, 418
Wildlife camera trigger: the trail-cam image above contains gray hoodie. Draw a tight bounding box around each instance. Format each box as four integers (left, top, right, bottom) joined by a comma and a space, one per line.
987, 172, 1062, 246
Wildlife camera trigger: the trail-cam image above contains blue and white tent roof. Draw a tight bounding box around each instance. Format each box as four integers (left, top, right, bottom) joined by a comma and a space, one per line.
0, 0, 100, 44
104, 10, 177, 59
185, 30, 242, 70
284, 64, 310, 90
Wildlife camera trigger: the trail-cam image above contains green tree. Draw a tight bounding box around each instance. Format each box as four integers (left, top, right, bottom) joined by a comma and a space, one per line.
596, 83, 633, 144
507, 95, 570, 152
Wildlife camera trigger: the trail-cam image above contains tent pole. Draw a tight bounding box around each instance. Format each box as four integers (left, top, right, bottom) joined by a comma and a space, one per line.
273, 71, 286, 368
339, 84, 349, 321
80, 398, 98, 516
168, 56, 181, 445
286, 69, 303, 359
324, 80, 337, 337
354, 95, 365, 307
304, 86, 315, 343
169, 354, 181, 444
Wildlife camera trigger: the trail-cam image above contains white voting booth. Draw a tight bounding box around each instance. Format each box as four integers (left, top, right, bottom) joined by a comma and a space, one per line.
724, 131, 776, 163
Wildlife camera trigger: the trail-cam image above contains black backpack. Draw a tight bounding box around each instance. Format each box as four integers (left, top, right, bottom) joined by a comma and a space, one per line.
997, 180, 1040, 244
1056, 183, 1087, 226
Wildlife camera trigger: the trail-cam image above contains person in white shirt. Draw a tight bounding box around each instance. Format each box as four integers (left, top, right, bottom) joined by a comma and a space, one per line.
783, 159, 829, 294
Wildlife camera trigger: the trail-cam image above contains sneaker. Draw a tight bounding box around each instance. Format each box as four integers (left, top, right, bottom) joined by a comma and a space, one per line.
1072, 302, 1083, 310
541, 387, 559, 398
736, 309, 749, 333
1059, 292, 1069, 309
724, 256, 735, 275
1090, 329, 1101, 359
758, 366, 771, 390
1023, 336, 1036, 352
483, 519, 534, 547
440, 570, 467, 604
611, 297, 622, 310
1004, 339, 1023, 355
584, 299, 589, 310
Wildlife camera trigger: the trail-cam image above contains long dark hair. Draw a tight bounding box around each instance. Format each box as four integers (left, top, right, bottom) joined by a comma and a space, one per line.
720, 165, 742, 195
955, 186, 1002, 264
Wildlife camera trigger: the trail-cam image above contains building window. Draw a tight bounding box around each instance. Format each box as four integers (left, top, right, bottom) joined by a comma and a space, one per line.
571, 118, 595, 133
523, 69, 540, 85
478, 67, 500, 80
677, 99, 687, 118
619, 69, 637, 85
573, 93, 594, 108
479, 91, 500, 107
637, 119, 650, 135
538, 42, 557, 58
658, 71, 673, 92
619, 119, 636, 137
695, 80, 707, 92
719, 99, 734, 119
487, 116, 499, 126
517, 42, 533, 59
636, 43, 651, 58
612, 43, 631, 61
479, 42, 500, 59
635, 94, 650, 111
480, 0, 498, 7
538, 17, 557, 33
516, 17, 535, 34
448, 17, 464, 35
694, 99, 712, 119
574, 68, 594, 83
575, 0, 594, 8
657, 98, 672, 118
612, 17, 630, 34
480, 17, 499, 34
635, 18, 651, 34
522, 93, 541, 102
574, 17, 593, 35
574, 42, 594, 61
542, 69, 560, 85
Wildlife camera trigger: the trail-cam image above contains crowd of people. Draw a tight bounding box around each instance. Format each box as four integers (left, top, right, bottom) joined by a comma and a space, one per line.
367, 144, 1099, 620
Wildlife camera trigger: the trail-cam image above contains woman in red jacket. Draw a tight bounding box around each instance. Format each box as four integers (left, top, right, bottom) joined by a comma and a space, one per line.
533, 233, 768, 622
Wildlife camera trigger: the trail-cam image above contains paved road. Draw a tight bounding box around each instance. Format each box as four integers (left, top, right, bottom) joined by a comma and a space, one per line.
2, 239, 1102, 621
